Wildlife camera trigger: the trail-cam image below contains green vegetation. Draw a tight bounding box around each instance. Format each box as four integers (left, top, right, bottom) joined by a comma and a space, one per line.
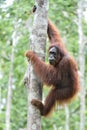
0, 0, 87, 130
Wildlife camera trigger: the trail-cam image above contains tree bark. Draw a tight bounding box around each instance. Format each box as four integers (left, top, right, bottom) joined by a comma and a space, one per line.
5, 25, 19, 130
5, 44, 14, 130
65, 105, 69, 130
77, 1, 86, 130
25, 0, 48, 130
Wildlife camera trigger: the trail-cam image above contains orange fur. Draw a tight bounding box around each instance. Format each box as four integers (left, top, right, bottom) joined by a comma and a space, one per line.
25, 19, 80, 116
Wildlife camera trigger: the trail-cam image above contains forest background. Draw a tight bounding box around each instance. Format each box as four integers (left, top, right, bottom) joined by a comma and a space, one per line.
0, 0, 87, 130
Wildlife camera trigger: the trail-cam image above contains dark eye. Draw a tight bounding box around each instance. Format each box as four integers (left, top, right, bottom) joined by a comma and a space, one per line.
52, 52, 56, 55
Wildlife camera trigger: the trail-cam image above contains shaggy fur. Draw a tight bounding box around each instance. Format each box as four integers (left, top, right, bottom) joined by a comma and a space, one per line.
25, 19, 80, 116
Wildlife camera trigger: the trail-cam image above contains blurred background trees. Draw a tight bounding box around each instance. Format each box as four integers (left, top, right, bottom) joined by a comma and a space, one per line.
0, 0, 87, 130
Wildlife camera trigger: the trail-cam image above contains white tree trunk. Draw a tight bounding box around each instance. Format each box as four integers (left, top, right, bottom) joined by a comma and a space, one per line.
5, 40, 14, 130
65, 105, 69, 130
53, 124, 58, 130
5, 28, 19, 130
25, 0, 48, 130
77, 1, 86, 130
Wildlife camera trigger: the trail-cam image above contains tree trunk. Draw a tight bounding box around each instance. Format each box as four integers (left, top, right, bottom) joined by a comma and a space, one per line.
77, 1, 86, 130
65, 105, 69, 130
5, 27, 19, 130
25, 0, 48, 130
5, 38, 14, 130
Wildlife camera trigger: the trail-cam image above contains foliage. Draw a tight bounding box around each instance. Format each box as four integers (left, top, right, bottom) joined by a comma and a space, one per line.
0, 0, 87, 130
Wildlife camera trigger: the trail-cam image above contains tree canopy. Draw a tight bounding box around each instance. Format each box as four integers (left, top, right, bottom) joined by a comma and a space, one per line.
0, 0, 87, 130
